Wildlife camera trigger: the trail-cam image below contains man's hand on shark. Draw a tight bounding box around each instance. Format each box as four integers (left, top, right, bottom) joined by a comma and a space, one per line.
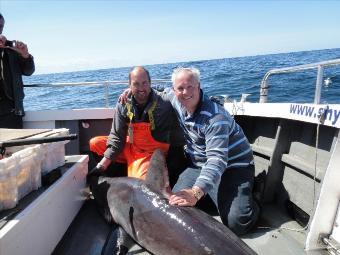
169, 189, 199, 206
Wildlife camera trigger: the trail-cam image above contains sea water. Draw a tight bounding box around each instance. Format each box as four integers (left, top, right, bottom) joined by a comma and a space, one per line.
23, 48, 340, 111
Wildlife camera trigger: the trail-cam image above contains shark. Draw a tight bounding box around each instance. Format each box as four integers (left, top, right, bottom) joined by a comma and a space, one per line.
100, 149, 257, 255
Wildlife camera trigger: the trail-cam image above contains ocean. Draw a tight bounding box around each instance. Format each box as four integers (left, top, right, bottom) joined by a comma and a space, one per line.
23, 48, 340, 111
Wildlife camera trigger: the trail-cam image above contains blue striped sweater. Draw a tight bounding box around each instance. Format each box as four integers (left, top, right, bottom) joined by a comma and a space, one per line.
163, 89, 254, 194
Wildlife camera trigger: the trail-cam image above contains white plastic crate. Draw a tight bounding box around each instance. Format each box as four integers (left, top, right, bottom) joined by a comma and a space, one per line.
40, 141, 66, 174
0, 128, 69, 211
0, 145, 42, 210
12, 145, 42, 200
39, 128, 69, 174
0, 155, 19, 211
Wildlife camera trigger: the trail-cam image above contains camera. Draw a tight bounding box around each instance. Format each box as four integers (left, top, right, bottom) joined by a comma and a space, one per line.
5, 40, 14, 47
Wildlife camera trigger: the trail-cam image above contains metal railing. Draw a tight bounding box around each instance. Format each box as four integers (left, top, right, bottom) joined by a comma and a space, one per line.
24, 79, 172, 108
259, 58, 340, 104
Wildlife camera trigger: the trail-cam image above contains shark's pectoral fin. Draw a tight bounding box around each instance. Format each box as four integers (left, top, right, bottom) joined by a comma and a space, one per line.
145, 149, 172, 198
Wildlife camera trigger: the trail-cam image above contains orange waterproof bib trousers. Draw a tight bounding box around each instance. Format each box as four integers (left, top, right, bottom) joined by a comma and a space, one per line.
89, 122, 169, 179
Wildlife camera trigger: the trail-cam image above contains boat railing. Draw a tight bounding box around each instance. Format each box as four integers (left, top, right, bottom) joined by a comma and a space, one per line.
260, 58, 340, 104
24, 79, 172, 108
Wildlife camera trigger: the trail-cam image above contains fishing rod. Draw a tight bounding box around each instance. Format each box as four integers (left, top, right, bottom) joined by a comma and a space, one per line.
0, 134, 77, 156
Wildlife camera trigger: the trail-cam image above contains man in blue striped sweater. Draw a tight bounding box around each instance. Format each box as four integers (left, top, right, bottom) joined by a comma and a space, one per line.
168, 67, 259, 235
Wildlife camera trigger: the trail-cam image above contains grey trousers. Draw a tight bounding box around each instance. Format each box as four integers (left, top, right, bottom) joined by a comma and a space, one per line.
173, 164, 259, 235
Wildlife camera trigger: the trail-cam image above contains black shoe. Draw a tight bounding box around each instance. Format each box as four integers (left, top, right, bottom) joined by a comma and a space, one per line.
113, 245, 129, 255
253, 171, 266, 209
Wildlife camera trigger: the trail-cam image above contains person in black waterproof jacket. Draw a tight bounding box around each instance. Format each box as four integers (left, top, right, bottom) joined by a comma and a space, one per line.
0, 13, 35, 128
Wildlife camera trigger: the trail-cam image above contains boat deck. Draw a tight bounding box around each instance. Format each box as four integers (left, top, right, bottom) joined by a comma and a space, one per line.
53, 195, 327, 255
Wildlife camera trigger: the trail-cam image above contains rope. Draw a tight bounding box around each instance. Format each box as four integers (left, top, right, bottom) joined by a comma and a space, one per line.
256, 108, 324, 234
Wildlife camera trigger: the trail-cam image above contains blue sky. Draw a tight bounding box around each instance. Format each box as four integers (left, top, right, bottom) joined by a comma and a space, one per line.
1, 1, 339, 74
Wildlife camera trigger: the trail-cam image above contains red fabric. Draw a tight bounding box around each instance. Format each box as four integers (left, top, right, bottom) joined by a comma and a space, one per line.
89, 136, 107, 156
89, 122, 169, 179
89, 136, 127, 163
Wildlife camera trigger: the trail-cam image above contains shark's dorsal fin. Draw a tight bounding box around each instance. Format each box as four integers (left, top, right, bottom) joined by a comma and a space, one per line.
145, 149, 172, 198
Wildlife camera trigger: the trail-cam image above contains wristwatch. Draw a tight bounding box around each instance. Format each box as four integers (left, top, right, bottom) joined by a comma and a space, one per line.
192, 186, 204, 201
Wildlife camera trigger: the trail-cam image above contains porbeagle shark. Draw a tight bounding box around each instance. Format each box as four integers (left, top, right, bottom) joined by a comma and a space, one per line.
102, 149, 257, 255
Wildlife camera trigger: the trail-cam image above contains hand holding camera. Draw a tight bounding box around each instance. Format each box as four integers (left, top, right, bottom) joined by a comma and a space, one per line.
0, 34, 30, 58
13, 40, 30, 58
4, 39, 14, 47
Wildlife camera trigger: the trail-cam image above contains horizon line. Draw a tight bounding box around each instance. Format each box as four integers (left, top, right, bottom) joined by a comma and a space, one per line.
32, 47, 340, 76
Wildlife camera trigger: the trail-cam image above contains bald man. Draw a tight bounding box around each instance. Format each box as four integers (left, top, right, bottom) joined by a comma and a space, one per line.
88, 66, 184, 180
